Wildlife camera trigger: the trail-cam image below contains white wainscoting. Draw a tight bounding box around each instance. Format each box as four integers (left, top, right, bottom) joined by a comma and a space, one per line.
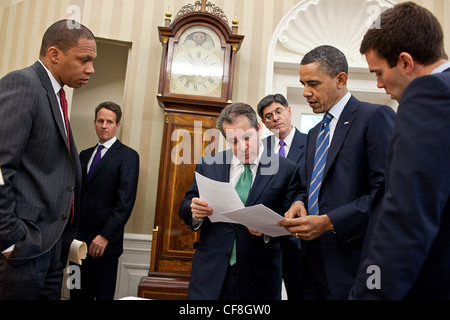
114, 233, 152, 299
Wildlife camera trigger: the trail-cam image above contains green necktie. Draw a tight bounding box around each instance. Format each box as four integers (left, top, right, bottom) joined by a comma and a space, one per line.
229, 164, 253, 266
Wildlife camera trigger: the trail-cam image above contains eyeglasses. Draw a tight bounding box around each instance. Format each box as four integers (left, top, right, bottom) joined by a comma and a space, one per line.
263, 107, 286, 121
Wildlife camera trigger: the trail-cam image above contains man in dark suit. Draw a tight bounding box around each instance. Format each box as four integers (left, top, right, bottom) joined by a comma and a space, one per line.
279, 45, 396, 300
0, 20, 96, 299
257, 94, 307, 300
350, 2, 450, 299
70, 102, 139, 300
179, 103, 301, 300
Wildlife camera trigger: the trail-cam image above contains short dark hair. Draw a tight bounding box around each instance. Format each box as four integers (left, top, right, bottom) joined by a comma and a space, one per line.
95, 101, 122, 123
256, 94, 289, 119
39, 19, 95, 58
360, 2, 447, 68
217, 103, 259, 136
301, 45, 348, 78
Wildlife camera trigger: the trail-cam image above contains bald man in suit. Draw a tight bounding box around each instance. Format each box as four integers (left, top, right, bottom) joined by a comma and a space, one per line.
0, 20, 96, 299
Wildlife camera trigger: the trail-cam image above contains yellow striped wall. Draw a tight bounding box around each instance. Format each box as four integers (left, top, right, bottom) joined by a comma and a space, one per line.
1, 0, 449, 235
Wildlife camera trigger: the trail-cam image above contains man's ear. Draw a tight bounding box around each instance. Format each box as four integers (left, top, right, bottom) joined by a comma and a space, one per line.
336, 72, 348, 89
398, 52, 415, 75
47, 46, 61, 64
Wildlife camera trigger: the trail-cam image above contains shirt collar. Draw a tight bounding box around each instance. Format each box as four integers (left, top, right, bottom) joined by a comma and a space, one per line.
98, 136, 117, 149
431, 61, 450, 74
38, 60, 62, 97
275, 125, 296, 147
328, 91, 351, 121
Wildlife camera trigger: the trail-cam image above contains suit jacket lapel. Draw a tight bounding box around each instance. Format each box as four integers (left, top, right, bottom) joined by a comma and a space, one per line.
214, 150, 232, 182
32, 61, 70, 152
246, 148, 278, 205
287, 129, 306, 164
88, 140, 122, 183
323, 96, 358, 179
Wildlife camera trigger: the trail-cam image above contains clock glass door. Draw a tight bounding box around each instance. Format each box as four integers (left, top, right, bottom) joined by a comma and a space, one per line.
169, 26, 225, 98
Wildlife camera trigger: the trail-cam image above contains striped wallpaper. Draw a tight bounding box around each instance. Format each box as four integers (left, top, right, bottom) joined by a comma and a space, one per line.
1, 0, 449, 235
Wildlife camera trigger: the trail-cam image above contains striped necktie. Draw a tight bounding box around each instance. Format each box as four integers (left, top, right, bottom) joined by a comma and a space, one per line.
308, 113, 333, 216
229, 164, 253, 266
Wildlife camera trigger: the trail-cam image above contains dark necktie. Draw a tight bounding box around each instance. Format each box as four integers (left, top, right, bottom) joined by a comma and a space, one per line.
308, 113, 333, 216
59, 88, 70, 149
88, 145, 105, 180
279, 140, 286, 158
229, 164, 253, 266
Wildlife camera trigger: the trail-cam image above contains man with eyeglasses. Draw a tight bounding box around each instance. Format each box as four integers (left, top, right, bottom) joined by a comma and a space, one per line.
257, 94, 307, 300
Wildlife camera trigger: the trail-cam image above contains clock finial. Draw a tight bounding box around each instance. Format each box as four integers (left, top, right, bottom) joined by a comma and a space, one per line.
201, 0, 207, 12
164, 6, 172, 27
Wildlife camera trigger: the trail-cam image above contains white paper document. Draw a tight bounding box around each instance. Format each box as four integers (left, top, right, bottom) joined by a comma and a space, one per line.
222, 204, 291, 237
195, 172, 290, 237
195, 172, 244, 223
0, 167, 4, 185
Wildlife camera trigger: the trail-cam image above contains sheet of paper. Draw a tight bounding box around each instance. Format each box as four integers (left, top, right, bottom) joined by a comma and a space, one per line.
195, 173, 290, 237
195, 172, 243, 223
222, 204, 291, 237
0, 167, 4, 185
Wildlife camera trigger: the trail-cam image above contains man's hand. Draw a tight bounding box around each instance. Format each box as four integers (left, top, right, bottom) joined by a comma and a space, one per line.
191, 198, 213, 219
89, 235, 109, 258
279, 202, 334, 241
247, 227, 263, 237
285, 201, 308, 219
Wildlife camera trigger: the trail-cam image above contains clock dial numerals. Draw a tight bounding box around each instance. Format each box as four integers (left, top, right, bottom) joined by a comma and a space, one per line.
170, 45, 224, 97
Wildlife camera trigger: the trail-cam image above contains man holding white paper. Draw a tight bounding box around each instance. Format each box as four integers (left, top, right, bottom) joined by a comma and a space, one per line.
179, 103, 302, 300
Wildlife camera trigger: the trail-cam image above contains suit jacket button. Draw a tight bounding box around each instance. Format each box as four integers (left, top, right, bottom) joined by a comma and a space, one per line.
62, 214, 68, 220
67, 186, 74, 192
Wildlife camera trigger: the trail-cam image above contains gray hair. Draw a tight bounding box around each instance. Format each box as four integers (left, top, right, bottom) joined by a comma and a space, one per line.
217, 103, 259, 136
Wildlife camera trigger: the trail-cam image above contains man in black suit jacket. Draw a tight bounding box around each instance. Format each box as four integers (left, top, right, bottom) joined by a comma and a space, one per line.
350, 2, 450, 299
0, 20, 96, 300
257, 94, 307, 300
70, 102, 139, 300
280, 46, 396, 299
179, 103, 301, 300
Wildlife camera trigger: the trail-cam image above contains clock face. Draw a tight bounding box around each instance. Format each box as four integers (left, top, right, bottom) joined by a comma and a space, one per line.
169, 26, 225, 98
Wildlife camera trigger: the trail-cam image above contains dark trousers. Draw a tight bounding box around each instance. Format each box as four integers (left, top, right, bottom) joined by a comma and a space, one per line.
281, 237, 305, 300
70, 253, 119, 300
299, 238, 331, 300
218, 264, 238, 300
0, 238, 64, 300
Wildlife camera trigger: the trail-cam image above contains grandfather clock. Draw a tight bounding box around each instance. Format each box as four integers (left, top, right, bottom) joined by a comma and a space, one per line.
138, 0, 244, 300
